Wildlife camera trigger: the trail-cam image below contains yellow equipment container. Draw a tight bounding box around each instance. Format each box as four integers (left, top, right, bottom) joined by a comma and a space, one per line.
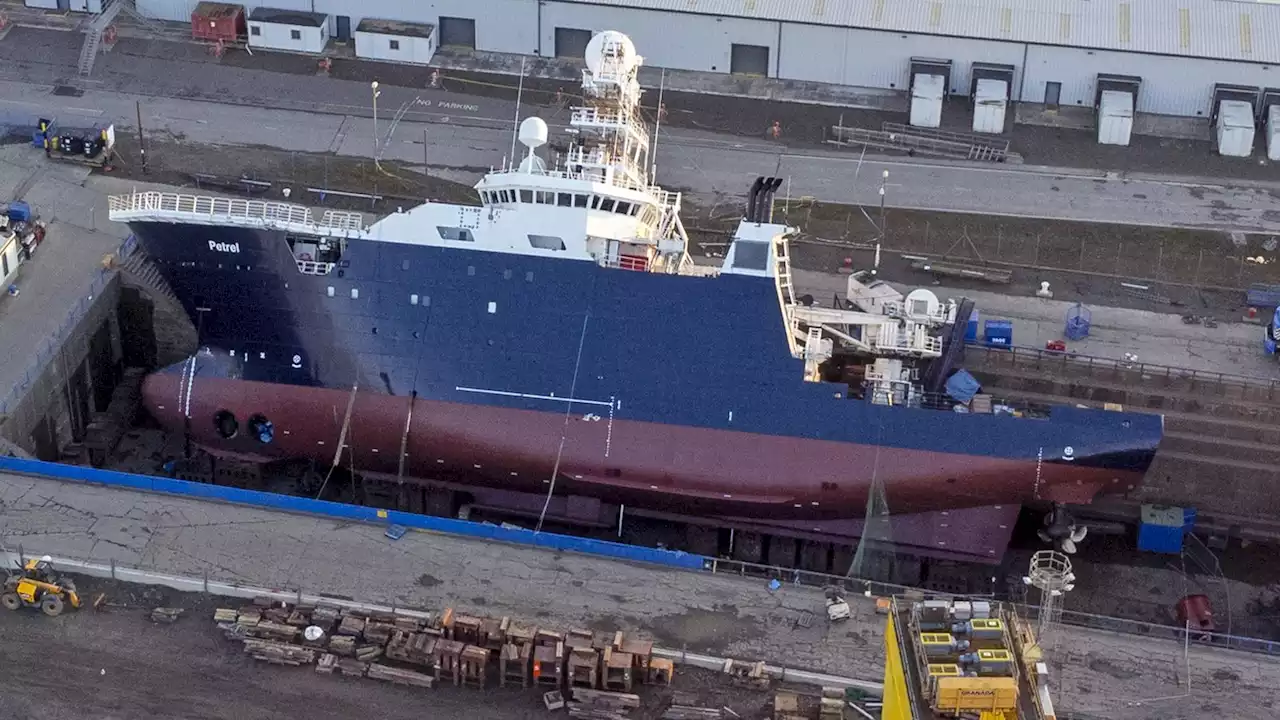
934, 675, 1019, 714
919, 633, 957, 658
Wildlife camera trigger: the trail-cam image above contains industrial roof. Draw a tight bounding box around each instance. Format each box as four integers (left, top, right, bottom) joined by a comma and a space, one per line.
564, 0, 1280, 65
357, 18, 437, 39
248, 7, 327, 27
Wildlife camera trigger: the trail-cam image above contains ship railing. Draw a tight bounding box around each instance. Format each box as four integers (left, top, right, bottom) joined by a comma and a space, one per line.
295, 260, 335, 276
863, 388, 1053, 418
965, 342, 1280, 402
107, 191, 366, 235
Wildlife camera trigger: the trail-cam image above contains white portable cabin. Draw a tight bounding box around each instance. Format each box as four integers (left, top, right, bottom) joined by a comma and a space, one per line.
971, 79, 1008, 134
1268, 106, 1280, 161
910, 74, 945, 129
247, 7, 329, 54
1097, 90, 1134, 146
355, 18, 437, 66
1216, 100, 1255, 157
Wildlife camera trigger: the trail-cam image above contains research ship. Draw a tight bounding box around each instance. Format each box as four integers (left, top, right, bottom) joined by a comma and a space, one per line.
108, 32, 1161, 531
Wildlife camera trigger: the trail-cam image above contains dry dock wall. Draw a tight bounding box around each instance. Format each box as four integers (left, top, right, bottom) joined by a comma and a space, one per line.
0, 456, 708, 571
0, 272, 123, 460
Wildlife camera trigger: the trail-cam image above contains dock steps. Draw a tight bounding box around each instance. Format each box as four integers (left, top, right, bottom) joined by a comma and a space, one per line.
828, 122, 1023, 164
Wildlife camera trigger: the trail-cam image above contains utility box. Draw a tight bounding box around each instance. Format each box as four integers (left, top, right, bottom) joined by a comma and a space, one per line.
972, 78, 1008, 134
1137, 504, 1194, 554
1097, 90, 1134, 146
983, 319, 1012, 348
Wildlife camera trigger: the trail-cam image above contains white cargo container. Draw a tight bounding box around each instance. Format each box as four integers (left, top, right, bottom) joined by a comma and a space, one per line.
1215, 100, 1255, 157
971, 78, 1008, 134
1268, 105, 1280, 161
1097, 90, 1134, 146
910, 74, 944, 129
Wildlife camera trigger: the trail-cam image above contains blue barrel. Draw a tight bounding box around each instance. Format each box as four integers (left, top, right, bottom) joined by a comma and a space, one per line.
965, 309, 980, 343
984, 319, 1012, 348
1064, 303, 1092, 341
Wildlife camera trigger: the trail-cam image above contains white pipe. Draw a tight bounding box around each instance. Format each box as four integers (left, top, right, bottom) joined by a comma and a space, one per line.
3, 551, 884, 695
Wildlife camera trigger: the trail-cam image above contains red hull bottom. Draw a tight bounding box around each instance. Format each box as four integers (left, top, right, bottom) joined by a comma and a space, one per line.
144, 375, 1130, 521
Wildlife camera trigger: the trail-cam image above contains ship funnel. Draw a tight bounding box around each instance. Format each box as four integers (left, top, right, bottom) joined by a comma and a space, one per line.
759, 177, 784, 223
747, 177, 765, 222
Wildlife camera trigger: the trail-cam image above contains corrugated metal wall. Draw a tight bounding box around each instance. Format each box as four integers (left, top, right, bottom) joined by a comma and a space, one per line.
780, 24, 1025, 96
1023, 45, 1280, 116
538, 2, 776, 73
137, 0, 1280, 118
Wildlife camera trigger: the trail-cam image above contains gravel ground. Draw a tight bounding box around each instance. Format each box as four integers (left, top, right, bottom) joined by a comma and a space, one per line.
0, 573, 777, 720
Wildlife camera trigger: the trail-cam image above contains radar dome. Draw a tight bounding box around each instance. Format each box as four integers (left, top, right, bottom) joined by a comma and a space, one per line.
518, 116, 548, 150
584, 31, 641, 74
903, 288, 941, 320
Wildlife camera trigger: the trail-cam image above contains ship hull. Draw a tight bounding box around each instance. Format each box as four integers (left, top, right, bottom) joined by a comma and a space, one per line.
144, 371, 1140, 520
125, 219, 1162, 521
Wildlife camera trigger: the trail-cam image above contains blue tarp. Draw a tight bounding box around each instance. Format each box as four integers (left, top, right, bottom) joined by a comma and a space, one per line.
945, 369, 981, 403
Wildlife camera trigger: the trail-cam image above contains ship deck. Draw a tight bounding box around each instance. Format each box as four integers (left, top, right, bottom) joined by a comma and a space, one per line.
1, 470, 1277, 720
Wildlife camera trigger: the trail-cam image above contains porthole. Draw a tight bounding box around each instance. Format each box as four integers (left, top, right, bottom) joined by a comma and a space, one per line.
214, 410, 239, 439
248, 413, 275, 444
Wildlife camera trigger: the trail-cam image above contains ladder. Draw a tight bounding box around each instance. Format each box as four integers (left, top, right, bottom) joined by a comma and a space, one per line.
774, 235, 802, 358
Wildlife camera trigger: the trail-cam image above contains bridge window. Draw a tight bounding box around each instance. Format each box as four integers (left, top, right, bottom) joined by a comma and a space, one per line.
437, 226, 475, 242
529, 234, 566, 251
732, 240, 769, 271
519, 189, 533, 203
590, 196, 601, 209
556, 193, 572, 207
615, 201, 631, 215
599, 198, 615, 212
536, 191, 553, 204
573, 194, 589, 208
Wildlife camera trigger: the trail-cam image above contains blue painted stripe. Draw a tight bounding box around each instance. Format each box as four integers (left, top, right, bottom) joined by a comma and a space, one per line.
0, 457, 707, 571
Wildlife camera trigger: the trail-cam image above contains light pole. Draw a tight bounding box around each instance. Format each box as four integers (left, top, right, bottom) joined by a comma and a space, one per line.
371, 81, 382, 164
874, 169, 888, 274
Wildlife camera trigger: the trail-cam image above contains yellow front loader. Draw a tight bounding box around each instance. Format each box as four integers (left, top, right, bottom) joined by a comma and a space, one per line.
1, 556, 81, 617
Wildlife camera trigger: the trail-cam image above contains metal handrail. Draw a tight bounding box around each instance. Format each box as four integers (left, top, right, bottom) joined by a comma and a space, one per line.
966, 342, 1280, 396
107, 191, 365, 233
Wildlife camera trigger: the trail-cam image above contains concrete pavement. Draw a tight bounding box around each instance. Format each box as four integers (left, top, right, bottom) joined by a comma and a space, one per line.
2, 26, 1280, 232
0, 471, 1278, 719
793, 270, 1280, 379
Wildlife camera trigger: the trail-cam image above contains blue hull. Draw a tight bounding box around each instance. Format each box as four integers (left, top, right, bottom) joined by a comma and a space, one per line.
125, 221, 1162, 518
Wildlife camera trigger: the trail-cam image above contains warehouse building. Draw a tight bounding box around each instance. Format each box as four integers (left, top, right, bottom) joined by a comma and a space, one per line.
135, 0, 1280, 123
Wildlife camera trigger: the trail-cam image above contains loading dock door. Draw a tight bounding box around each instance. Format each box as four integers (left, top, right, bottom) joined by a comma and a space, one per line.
1269, 106, 1280, 161
910, 74, 944, 128
971, 79, 1008, 134
438, 16, 476, 49
554, 28, 592, 59
1097, 91, 1134, 147
1217, 100, 1255, 157
730, 44, 769, 76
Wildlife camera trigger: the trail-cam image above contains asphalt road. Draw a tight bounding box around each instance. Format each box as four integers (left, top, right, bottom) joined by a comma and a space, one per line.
2, 27, 1280, 231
